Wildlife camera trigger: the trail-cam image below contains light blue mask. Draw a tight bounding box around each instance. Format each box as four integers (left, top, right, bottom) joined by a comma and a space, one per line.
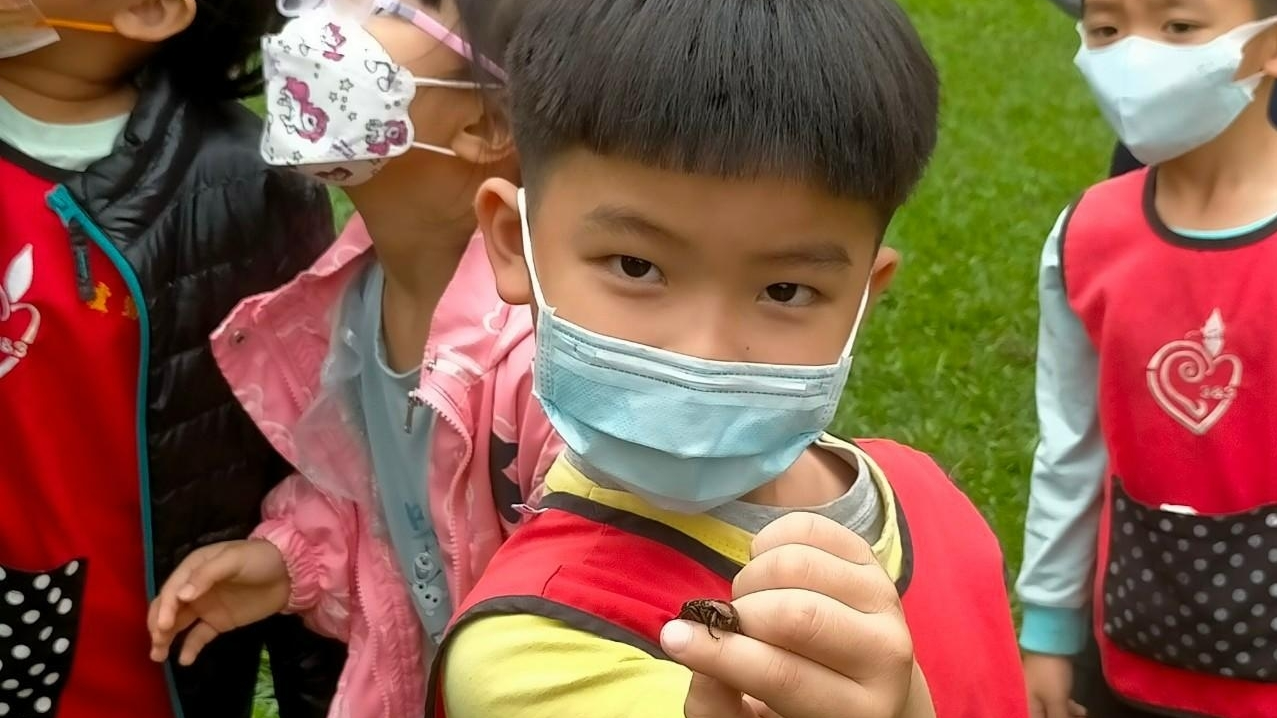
517, 189, 869, 513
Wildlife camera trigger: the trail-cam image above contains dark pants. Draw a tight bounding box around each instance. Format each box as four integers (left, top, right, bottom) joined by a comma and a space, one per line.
1072, 633, 1163, 718
1109, 143, 1143, 178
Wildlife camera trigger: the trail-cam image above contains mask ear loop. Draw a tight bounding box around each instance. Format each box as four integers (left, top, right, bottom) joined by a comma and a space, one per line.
373, 0, 506, 82
840, 282, 871, 359
516, 188, 552, 313
43, 18, 115, 32
403, 78, 473, 157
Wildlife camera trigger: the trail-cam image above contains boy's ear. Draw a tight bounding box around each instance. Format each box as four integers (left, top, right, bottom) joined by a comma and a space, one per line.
451, 100, 517, 166
867, 245, 900, 307
113, 0, 195, 43
1240, 24, 1277, 78
475, 178, 534, 306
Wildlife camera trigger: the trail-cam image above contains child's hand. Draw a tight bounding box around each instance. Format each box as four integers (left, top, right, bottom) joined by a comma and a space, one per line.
147, 539, 291, 666
1023, 653, 1087, 718
660, 512, 931, 718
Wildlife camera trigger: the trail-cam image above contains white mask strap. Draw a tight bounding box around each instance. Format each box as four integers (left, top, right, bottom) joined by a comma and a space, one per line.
841, 282, 872, 357
414, 77, 500, 91
410, 141, 457, 157
516, 188, 550, 310
407, 77, 497, 157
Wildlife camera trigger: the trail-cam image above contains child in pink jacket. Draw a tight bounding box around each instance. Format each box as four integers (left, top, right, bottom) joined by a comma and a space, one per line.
145, 1, 560, 716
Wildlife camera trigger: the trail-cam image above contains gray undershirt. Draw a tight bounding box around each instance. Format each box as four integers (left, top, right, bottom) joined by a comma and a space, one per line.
572, 445, 885, 544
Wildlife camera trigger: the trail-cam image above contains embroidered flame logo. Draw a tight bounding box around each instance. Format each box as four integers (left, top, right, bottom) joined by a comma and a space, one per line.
1145, 309, 1242, 435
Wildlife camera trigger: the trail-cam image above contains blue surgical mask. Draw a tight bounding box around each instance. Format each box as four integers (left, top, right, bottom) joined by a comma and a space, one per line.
517, 188, 869, 513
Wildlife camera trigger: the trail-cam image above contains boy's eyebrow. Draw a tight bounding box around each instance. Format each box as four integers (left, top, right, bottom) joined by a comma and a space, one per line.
583, 204, 852, 270
752, 244, 853, 270
583, 205, 690, 246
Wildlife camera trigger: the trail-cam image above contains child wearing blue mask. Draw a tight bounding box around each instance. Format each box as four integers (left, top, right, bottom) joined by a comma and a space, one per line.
423, 1, 1028, 717
1017, 2, 1277, 717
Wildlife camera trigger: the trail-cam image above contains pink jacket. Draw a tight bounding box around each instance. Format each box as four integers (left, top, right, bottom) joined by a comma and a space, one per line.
211, 215, 560, 718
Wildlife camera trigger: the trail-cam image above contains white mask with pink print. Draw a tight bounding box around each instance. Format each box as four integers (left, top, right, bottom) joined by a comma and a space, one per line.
260, 0, 504, 186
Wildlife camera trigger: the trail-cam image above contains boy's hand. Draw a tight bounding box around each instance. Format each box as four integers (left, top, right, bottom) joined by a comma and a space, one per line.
660, 512, 931, 718
147, 539, 291, 666
1023, 653, 1087, 718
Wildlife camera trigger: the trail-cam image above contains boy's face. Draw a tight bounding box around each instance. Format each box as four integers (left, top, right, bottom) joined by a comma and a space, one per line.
478, 150, 896, 367
1081, 0, 1265, 48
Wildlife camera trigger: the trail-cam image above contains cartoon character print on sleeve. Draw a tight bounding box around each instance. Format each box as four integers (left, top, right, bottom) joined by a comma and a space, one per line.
0, 558, 87, 716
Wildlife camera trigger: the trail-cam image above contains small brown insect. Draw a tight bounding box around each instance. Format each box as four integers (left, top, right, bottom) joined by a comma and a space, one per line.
677, 599, 741, 639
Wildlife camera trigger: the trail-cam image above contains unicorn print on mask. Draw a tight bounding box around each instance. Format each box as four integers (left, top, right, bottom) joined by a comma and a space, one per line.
321, 22, 347, 60
276, 77, 330, 144
365, 119, 409, 156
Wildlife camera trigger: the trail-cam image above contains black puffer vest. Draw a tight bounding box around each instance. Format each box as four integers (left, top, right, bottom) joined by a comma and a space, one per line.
51, 70, 344, 718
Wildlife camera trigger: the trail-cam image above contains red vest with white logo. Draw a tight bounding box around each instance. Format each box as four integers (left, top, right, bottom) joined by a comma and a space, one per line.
425, 439, 1028, 718
1063, 168, 1277, 718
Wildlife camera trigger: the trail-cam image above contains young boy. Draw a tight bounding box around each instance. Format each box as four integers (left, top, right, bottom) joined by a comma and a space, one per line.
0, 0, 343, 716
424, 0, 1028, 716
1017, 2, 1277, 717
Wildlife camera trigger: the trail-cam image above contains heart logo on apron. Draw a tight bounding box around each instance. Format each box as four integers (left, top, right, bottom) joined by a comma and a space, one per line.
1146, 309, 1243, 436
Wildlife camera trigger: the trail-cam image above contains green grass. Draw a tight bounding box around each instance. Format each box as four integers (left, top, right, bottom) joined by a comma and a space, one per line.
253, 1, 1109, 714
833, 0, 1110, 574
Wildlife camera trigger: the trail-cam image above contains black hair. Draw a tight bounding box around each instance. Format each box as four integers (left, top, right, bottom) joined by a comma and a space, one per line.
151, 0, 283, 101
505, 0, 940, 218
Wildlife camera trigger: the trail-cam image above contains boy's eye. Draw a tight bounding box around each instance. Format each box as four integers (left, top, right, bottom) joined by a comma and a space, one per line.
1165, 21, 1196, 34
608, 255, 663, 283
761, 283, 816, 307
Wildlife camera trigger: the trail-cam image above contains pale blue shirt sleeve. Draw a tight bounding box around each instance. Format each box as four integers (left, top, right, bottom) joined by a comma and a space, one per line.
1015, 207, 1109, 656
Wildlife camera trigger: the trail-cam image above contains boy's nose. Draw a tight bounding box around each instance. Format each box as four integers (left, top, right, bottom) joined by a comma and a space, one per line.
665, 312, 751, 363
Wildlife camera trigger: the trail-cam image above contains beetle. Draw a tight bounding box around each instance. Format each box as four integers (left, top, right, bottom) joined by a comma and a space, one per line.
677, 599, 741, 639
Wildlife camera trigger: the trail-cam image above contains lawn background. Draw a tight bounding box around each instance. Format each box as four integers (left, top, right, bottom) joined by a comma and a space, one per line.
253, 0, 1112, 714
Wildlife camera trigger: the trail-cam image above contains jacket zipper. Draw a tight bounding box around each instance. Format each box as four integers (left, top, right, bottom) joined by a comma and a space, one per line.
351, 508, 394, 718
46, 187, 187, 718
408, 355, 474, 607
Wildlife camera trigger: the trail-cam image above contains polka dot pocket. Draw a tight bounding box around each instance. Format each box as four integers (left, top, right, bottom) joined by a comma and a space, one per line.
1103, 481, 1277, 682
0, 558, 85, 715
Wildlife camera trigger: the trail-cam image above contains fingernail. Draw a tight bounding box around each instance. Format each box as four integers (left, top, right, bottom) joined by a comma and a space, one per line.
178, 585, 195, 601
661, 620, 693, 653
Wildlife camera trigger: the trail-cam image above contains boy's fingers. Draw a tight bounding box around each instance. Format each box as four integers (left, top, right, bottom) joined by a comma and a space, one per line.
662, 619, 880, 718
733, 543, 897, 615
1069, 700, 1089, 717
732, 589, 911, 682
178, 621, 221, 667
682, 671, 755, 718
751, 512, 876, 565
